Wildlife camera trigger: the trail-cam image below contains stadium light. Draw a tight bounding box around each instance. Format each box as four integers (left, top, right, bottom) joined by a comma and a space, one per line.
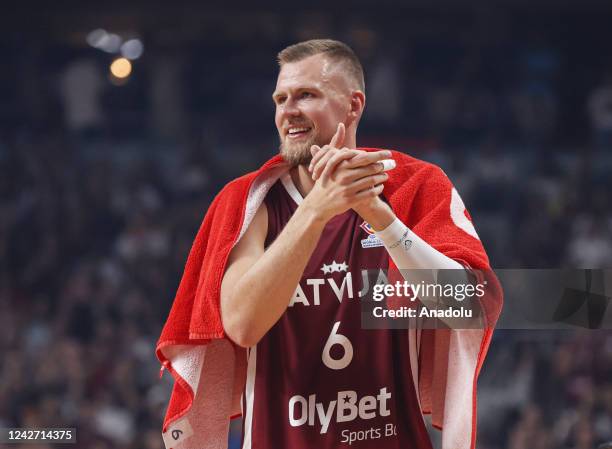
110, 57, 132, 79
121, 39, 144, 60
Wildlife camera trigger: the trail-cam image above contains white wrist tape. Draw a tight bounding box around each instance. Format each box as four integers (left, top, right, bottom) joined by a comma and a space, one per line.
375, 218, 463, 270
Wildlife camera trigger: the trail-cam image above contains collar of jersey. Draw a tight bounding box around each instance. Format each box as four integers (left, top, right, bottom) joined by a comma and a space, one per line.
280, 172, 304, 205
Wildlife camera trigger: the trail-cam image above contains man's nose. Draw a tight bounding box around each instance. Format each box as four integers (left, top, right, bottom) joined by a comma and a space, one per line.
281, 98, 301, 117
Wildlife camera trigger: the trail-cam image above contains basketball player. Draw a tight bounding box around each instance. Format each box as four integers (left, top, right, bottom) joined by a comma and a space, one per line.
218, 39, 490, 449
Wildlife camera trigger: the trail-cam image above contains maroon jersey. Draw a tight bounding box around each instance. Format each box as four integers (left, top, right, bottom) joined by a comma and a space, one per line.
241, 174, 432, 449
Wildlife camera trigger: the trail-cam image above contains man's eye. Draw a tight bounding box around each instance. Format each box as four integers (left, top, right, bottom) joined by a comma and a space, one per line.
276, 97, 286, 104
301, 92, 313, 99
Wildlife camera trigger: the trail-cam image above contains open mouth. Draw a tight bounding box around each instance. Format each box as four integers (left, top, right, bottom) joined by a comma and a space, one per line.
286, 127, 312, 139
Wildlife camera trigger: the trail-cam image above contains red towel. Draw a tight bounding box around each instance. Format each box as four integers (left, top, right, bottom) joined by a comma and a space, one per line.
156, 149, 502, 449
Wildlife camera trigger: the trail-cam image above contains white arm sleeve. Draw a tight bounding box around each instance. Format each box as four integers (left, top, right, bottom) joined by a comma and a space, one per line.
375, 217, 463, 270
375, 217, 474, 318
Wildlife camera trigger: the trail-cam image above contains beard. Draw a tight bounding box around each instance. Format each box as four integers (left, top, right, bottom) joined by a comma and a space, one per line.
279, 132, 319, 167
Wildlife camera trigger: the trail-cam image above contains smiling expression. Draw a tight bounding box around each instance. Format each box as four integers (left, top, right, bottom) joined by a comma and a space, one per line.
273, 54, 355, 166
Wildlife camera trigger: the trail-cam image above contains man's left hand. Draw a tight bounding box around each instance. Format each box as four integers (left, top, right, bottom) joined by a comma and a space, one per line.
308, 145, 396, 231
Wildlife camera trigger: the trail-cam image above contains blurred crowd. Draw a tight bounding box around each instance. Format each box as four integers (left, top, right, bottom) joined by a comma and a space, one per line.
478, 331, 612, 449
1, 8, 612, 449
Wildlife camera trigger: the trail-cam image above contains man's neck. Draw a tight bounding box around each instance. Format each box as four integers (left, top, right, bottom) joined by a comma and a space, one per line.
289, 165, 315, 197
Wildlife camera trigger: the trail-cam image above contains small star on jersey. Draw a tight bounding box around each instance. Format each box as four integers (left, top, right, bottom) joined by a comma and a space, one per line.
320, 261, 349, 274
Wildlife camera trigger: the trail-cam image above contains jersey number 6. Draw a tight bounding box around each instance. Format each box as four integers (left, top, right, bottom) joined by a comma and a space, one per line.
322, 321, 353, 370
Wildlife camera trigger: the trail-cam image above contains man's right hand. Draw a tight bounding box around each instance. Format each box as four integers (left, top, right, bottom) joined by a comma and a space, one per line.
303, 123, 392, 223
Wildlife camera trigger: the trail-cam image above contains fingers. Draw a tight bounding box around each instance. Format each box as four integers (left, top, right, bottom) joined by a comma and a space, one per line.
339, 162, 387, 182
341, 150, 393, 169
310, 147, 334, 180
327, 155, 395, 186
309, 144, 395, 185
349, 172, 389, 194
319, 148, 359, 181
329, 122, 346, 149
309, 123, 346, 172
312, 153, 396, 183
312, 148, 359, 181
309, 145, 323, 171
310, 145, 321, 157
354, 182, 385, 200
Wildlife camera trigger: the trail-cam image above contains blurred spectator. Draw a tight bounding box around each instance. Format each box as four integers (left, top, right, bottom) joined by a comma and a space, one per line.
59, 54, 105, 137
567, 216, 612, 267
588, 74, 612, 150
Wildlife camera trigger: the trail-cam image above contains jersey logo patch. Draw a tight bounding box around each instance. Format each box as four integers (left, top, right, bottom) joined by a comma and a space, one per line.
360, 221, 375, 235
360, 221, 384, 248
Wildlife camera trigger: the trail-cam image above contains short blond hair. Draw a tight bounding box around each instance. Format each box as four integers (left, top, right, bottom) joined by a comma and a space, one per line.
277, 39, 365, 92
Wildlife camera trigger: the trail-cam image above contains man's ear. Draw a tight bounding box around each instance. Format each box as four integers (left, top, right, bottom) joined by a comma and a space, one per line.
348, 90, 366, 124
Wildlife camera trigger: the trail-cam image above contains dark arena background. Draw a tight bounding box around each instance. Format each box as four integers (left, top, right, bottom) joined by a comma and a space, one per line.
1, 1, 612, 448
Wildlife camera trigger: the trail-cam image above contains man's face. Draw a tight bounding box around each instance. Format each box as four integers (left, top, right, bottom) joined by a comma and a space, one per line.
273, 54, 352, 166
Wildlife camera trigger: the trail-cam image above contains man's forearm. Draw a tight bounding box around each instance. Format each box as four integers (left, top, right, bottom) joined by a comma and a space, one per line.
224, 202, 327, 347
373, 216, 481, 327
